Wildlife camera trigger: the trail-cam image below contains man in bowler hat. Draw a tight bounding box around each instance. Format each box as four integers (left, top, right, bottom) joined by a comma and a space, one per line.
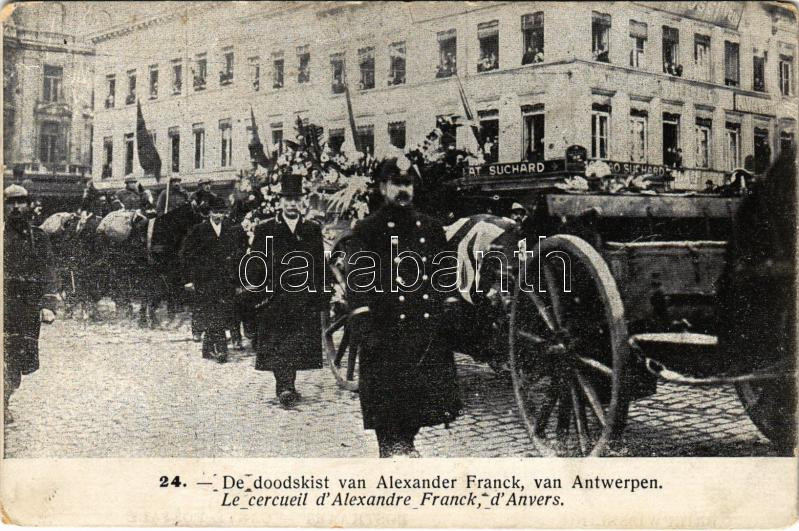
248, 173, 326, 407
181, 195, 247, 362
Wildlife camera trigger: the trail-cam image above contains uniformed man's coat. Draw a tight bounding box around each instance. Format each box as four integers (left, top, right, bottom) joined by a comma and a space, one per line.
249, 214, 326, 372
156, 187, 190, 215
114, 188, 144, 211
3, 218, 56, 390
347, 203, 461, 431
180, 219, 247, 331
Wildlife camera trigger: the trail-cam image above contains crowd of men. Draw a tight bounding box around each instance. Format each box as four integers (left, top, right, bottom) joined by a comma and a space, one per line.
4, 158, 467, 458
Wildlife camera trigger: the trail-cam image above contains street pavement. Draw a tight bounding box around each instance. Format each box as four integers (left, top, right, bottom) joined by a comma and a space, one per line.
4, 316, 780, 458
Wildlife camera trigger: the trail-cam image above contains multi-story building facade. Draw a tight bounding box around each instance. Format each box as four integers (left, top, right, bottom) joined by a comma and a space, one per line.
3, 2, 95, 198
90, 2, 797, 190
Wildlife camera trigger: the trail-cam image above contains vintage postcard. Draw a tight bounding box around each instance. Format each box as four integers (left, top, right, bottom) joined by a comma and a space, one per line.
1, 0, 797, 527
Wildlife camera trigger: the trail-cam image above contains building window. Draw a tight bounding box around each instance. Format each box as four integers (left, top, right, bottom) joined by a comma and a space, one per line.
753, 53, 766, 92
102, 136, 113, 179
149, 65, 158, 99
477, 20, 499, 72
591, 105, 610, 159
169, 127, 180, 173
695, 117, 712, 169
724, 41, 740, 87
694, 34, 711, 81
124, 132, 134, 175
126, 70, 136, 105
662, 26, 681, 76
780, 54, 793, 96
297, 46, 310, 84
43, 65, 63, 103
754, 127, 770, 174
249, 56, 260, 91
220, 48, 234, 85
630, 110, 647, 162
663, 113, 681, 168
780, 130, 794, 154
105, 75, 115, 108
436, 29, 457, 78
388, 121, 406, 149
521, 104, 545, 162
522, 12, 544, 65
388, 42, 406, 86
171, 59, 182, 95
591, 12, 611, 63
219, 120, 232, 167
328, 128, 345, 152
629, 21, 647, 68
478, 110, 499, 163
725, 122, 741, 171
331, 53, 345, 93
358, 47, 375, 90
193, 125, 205, 169
193, 54, 207, 90
356, 124, 374, 157
272, 53, 284, 89
271, 124, 283, 154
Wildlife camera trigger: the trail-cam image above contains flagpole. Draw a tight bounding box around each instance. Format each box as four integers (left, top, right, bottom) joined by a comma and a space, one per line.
164, 173, 171, 214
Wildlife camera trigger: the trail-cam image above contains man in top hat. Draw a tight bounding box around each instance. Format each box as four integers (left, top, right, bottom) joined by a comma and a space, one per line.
114, 175, 146, 211
247, 173, 326, 407
156, 176, 190, 215
4, 184, 57, 423
345, 158, 461, 457
181, 195, 247, 363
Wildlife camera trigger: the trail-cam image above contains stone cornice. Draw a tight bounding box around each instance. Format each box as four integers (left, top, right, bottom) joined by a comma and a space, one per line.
89, 2, 225, 44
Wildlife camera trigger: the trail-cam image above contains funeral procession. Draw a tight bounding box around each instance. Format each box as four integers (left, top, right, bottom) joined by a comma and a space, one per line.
2, 1, 796, 458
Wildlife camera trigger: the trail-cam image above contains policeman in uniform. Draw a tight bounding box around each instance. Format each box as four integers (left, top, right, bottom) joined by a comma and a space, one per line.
346, 158, 461, 457
4, 185, 57, 424
247, 173, 327, 407
114, 175, 145, 211
156, 176, 190, 215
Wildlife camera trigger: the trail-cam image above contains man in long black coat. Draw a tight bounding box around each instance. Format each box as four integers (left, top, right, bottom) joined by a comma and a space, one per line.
181, 196, 247, 362
247, 173, 326, 407
347, 158, 461, 457
4, 185, 57, 424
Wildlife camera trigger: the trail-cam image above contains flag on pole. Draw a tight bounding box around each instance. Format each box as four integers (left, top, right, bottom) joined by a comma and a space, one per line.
249, 106, 271, 169
343, 80, 361, 153
455, 74, 481, 154
136, 100, 162, 181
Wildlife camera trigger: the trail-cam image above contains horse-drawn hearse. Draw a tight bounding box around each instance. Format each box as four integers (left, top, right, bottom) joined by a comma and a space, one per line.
322, 152, 796, 456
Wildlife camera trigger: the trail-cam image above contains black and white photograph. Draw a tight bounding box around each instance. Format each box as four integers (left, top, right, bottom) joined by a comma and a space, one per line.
2, 0, 797, 467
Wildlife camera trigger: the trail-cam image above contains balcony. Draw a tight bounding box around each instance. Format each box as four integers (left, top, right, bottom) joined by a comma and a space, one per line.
104, 95, 115, 109
193, 76, 206, 91
219, 71, 233, 86
125, 94, 136, 105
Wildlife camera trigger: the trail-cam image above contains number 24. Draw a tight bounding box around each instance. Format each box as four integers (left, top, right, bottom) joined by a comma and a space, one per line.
159, 476, 183, 488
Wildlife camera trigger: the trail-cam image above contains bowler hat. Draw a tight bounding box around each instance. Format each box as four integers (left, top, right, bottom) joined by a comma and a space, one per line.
124, 175, 137, 184
377, 157, 413, 184
198, 178, 211, 186
208, 195, 227, 212
4, 184, 29, 201
279, 173, 305, 197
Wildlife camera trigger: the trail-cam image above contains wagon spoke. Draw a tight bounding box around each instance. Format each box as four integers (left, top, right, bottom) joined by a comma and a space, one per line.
516, 330, 546, 345
523, 288, 558, 332
555, 380, 573, 438
576, 371, 606, 427
345, 344, 357, 381
334, 328, 349, 367
534, 377, 561, 437
542, 264, 566, 328
569, 375, 591, 456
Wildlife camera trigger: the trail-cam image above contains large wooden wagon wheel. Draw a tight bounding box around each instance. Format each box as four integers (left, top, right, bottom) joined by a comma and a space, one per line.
509, 234, 631, 456
736, 379, 796, 451
321, 235, 360, 391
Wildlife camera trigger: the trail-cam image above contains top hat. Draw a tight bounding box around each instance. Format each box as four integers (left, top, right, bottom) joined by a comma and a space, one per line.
208, 195, 227, 212
279, 173, 305, 197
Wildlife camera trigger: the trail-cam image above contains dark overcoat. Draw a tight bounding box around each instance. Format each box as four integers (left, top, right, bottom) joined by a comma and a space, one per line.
180, 219, 247, 331
249, 214, 326, 372
347, 203, 461, 431
4, 219, 56, 389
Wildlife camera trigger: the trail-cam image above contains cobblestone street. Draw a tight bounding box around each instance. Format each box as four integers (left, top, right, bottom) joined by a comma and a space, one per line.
4, 317, 781, 458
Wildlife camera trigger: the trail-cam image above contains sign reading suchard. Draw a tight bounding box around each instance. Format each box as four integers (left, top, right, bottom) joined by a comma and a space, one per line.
465, 159, 566, 178
606, 161, 669, 177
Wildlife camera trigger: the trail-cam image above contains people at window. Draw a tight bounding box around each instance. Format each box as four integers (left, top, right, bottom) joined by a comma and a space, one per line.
522, 45, 544, 65
436, 52, 457, 78
478, 51, 497, 72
